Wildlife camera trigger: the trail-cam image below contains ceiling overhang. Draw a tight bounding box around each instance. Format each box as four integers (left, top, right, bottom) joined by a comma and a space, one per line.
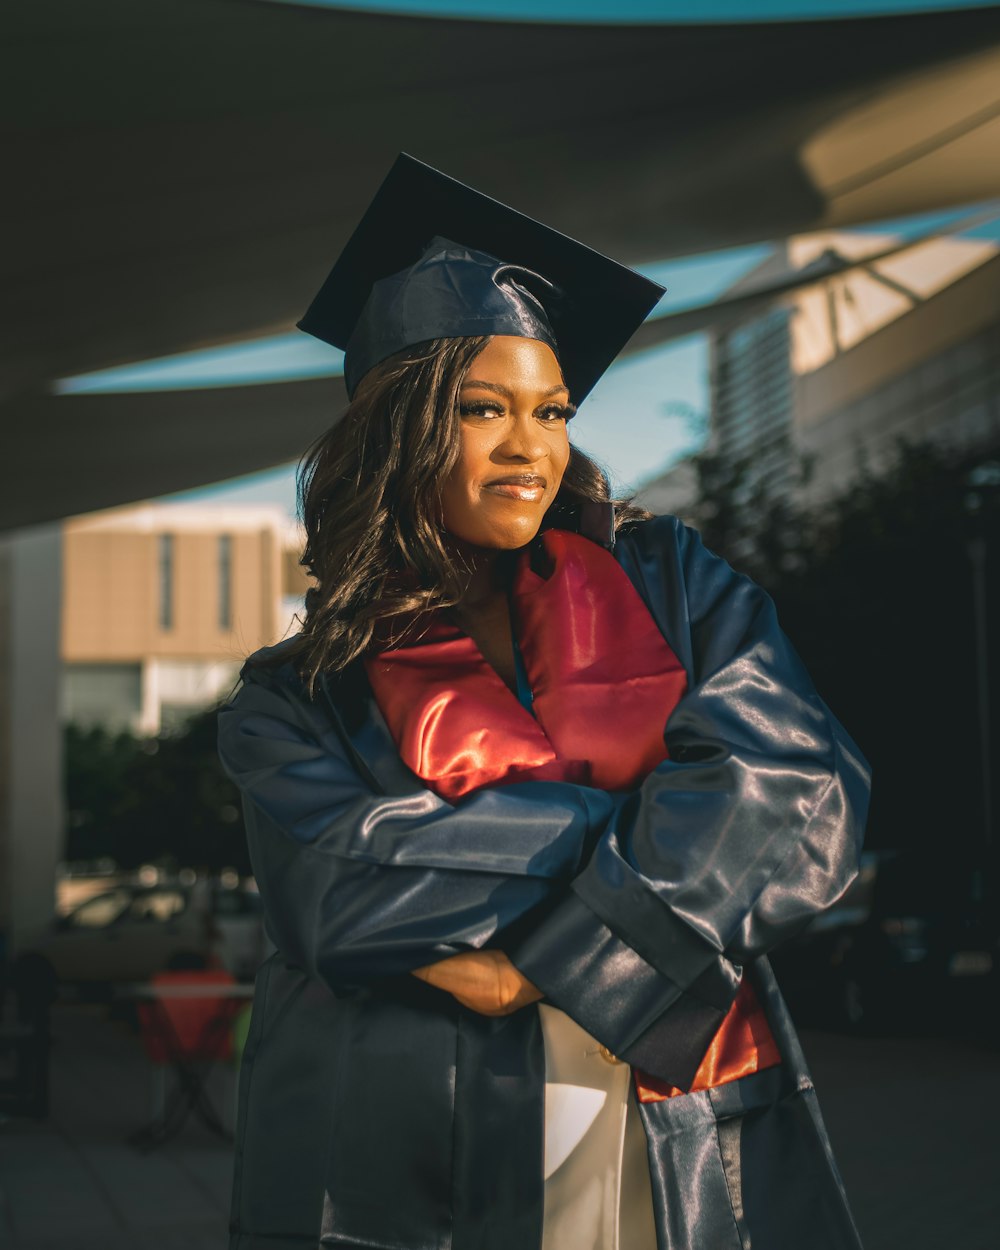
4, 1, 1000, 531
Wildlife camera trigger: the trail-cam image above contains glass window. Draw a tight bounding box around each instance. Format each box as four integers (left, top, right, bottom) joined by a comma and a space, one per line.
62, 663, 142, 732
158, 533, 174, 630
218, 534, 232, 630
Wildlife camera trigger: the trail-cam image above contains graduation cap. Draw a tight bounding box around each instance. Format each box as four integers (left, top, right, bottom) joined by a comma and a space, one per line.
297, 153, 666, 404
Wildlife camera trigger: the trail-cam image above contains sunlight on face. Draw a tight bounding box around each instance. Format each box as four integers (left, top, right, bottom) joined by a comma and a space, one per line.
440, 336, 574, 550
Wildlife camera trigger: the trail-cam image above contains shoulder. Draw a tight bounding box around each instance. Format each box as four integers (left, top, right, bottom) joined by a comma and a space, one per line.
614, 511, 686, 555
219, 635, 338, 762
610, 513, 775, 670
232, 634, 370, 731
615, 512, 758, 597
229, 635, 314, 711
611, 512, 701, 593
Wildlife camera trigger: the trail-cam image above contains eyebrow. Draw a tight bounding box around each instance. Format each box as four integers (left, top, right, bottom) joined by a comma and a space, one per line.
460, 379, 569, 398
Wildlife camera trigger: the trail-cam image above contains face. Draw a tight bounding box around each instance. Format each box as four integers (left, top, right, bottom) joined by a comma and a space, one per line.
440, 335, 574, 551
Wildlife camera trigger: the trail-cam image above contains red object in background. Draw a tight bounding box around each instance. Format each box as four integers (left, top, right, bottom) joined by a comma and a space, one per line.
136, 969, 237, 1064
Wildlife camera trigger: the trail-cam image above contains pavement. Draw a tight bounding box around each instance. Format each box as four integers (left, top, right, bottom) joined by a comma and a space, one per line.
0, 997, 998, 1249
801, 1023, 1000, 1250
0, 999, 235, 1248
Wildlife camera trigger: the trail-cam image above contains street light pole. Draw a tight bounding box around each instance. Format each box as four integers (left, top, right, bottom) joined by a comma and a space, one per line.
968, 532, 992, 852
965, 461, 1000, 901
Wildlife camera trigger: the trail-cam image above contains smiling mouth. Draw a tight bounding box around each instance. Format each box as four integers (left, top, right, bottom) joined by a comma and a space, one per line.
482, 475, 546, 501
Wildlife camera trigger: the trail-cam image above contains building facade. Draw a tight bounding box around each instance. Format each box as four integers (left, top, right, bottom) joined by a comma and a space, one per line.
794, 245, 1000, 504
637, 226, 1000, 519
61, 503, 311, 734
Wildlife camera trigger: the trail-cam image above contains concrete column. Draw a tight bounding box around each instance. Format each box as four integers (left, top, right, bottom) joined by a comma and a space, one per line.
139, 657, 161, 735
0, 522, 64, 958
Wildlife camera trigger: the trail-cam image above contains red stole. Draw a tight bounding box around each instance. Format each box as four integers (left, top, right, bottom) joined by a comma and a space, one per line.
364, 528, 780, 1101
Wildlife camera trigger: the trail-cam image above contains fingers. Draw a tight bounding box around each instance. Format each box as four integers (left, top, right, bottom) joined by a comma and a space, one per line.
408, 950, 541, 1015
492, 951, 506, 1014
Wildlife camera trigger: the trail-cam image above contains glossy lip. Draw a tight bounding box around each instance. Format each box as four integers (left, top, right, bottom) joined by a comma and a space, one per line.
481, 472, 547, 503
482, 473, 546, 488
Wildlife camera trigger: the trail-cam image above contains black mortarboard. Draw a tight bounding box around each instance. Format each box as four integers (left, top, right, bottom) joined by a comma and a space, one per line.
297, 153, 665, 404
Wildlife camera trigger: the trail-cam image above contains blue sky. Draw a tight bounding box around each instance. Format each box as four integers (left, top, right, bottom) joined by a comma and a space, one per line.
59, 239, 778, 505
58, 199, 1000, 518
263, 1, 1000, 23
67, 243, 768, 510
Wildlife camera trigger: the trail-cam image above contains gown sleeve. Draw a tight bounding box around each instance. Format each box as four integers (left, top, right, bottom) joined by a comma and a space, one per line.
505, 514, 872, 1090
216, 665, 621, 991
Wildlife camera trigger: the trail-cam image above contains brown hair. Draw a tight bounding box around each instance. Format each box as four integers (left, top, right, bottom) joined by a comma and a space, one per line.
252, 334, 650, 698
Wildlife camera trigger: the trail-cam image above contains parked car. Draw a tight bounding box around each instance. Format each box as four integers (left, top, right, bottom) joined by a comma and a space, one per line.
18, 884, 212, 993
18, 872, 276, 998
768, 849, 998, 1035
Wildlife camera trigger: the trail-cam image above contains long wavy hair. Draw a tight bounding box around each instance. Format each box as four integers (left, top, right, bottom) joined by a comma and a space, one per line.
251, 334, 650, 698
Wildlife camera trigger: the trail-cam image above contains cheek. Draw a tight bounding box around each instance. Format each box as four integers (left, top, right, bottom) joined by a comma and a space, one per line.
549, 432, 571, 492
443, 440, 485, 503
440, 444, 485, 529
438, 425, 571, 544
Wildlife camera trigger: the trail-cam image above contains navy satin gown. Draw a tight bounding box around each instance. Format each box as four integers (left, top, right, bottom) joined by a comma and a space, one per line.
216, 511, 871, 1250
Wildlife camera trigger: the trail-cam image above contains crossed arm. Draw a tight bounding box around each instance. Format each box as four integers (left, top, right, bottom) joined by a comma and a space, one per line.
410, 948, 543, 1015
216, 517, 870, 1089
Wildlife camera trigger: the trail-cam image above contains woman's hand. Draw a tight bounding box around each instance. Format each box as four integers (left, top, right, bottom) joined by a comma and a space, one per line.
411, 949, 543, 1016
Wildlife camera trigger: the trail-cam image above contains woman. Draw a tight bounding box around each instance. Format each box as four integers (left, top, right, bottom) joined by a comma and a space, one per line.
217, 154, 871, 1250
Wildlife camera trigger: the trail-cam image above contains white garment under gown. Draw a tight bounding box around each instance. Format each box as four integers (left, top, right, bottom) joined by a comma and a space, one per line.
538, 1003, 659, 1250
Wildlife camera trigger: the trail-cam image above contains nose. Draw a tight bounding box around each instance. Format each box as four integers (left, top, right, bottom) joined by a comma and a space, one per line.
497, 410, 547, 463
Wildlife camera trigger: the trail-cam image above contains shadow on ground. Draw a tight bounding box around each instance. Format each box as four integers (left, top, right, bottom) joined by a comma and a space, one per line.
1, 999, 998, 1249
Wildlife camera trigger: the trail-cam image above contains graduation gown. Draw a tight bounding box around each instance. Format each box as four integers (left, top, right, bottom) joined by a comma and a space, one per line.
216, 512, 872, 1250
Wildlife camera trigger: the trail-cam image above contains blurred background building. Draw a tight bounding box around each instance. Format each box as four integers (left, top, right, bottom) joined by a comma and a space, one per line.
61, 504, 309, 735
637, 222, 1000, 516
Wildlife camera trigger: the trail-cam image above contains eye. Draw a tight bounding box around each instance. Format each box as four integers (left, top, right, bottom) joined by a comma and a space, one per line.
458, 400, 505, 419
538, 402, 576, 423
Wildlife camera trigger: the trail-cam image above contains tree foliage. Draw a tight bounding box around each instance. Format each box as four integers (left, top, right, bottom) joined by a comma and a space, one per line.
64, 705, 250, 873
688, 434, 1000, 869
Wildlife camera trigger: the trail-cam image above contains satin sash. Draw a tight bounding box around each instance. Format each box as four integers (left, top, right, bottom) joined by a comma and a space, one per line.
364, 528, 780, 1100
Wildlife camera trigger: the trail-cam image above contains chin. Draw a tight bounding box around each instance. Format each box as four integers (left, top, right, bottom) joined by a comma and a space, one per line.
448, 515, 545, 551
445, 499, 552, 551
491, 529, 541, 550
472, 524, 542, 550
